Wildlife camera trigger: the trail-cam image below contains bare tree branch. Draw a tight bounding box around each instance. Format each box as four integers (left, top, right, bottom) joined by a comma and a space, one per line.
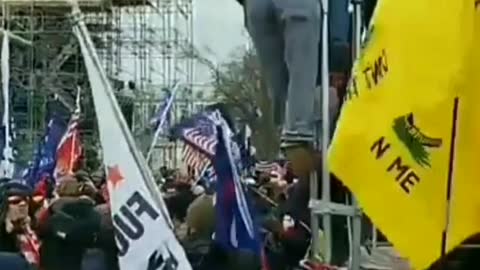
197, 48, 280, 159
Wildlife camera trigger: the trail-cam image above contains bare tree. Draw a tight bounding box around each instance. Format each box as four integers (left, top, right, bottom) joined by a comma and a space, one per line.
190, 47, 279, 160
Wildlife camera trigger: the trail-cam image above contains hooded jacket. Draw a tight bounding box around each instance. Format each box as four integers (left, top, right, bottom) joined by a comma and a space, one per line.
38, 197, 101, 270
0, 252, 32, 270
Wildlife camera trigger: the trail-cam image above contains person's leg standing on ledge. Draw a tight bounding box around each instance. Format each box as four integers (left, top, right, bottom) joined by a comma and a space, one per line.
279, 0, 321, 176
245, 0, 289, 153
245, 0, 321, 176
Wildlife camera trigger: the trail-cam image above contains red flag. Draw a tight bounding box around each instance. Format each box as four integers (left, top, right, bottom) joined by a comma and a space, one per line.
54, 112, 82, 180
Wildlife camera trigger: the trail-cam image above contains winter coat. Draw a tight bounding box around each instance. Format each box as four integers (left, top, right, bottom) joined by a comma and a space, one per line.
164, 188, 197, 222
185, 194, 215, 240
92, 204, 119, 270
82, 249, 109, 270
0, 223, 20, 253
37, 197, 101, 270
0, 252, 33, 270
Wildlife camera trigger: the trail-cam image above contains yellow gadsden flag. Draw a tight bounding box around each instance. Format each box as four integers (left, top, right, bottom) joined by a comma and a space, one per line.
328, 0, 478, 269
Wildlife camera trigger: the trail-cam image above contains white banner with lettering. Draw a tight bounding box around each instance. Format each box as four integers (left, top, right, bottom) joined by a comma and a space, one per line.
72, 6, 192, 270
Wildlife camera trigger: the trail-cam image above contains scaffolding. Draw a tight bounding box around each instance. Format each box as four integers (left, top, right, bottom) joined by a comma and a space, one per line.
139, 0, 195, 170
0, 0, 193, 169
0, 0, 195, 169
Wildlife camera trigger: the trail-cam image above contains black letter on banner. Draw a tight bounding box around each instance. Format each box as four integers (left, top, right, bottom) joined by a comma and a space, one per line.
114, 219, 130, 257
363, 66, 372, 89
370, 137, 391, 159
114, 206, 145, 240
345, 76, 359, 101
381, 49, 388, 72
127, 191, 159, 220
164, 248, 179, 270
372, 53, 387, 85
400, 171, 420, 194
387, 157, 410, 181
147, 250, 164, 270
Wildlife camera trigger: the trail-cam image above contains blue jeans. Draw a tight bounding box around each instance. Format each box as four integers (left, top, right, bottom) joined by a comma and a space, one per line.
245, 0, 349, 148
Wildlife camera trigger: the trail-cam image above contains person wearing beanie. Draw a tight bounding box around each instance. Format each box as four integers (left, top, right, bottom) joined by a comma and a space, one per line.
54, 176, 97, 200
0, 180, 41, 268
183, 192, 214, 268
185, 193, 215, 241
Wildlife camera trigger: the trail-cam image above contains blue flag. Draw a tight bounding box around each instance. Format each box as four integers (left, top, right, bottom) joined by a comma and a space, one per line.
213, 118, 262, 255
150, 88, 175, 131
198, 164, 216, 194
26, 114, 67, 187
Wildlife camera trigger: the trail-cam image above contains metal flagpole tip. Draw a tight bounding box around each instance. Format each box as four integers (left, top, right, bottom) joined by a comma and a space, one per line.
69, 0, 82, 18
69, 2, 83, 26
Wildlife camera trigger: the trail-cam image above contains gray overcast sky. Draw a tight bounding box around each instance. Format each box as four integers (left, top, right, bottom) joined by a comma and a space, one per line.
193, 0, 248, 85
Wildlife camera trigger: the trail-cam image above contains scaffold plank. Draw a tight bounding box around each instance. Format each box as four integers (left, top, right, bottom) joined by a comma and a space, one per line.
1, 0, 154, 7
1, 0, 106, 7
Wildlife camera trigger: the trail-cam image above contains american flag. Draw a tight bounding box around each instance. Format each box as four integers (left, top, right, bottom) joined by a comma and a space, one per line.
180, 112, 219, 157
176, 110, 245, 177
178, 111, 220, 178
182, 143, 211, 177
54, 90, 83, 180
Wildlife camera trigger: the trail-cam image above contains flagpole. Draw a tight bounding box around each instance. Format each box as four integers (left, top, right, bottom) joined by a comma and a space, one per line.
68, 86, 81, 174
319, 0, 332, 263
350, 1, 363, 269
1, 31, 13, 178
70, 2, 174, 228
440, 97, 460, 260
145, 82, 180, 163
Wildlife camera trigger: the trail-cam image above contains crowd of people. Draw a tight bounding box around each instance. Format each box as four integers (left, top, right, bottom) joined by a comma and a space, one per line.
0, 169, 119, 270
159, 161, 354, 270
0, 122, 480, 270
0, 154, 351, 270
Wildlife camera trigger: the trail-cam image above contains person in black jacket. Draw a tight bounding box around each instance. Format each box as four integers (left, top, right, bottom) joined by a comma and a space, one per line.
37, 179, 101, 270
37, 196, 101, 270
0, 252, 33, 270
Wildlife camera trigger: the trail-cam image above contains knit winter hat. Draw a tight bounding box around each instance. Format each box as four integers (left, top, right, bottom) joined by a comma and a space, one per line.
0, 179, 32, 198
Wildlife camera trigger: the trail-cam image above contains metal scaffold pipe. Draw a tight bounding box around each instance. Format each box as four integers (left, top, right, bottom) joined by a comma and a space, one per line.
309, 1, 364, 269
319, 0, 332, 263
349, 1, 363, 269
0, 29, 32, 47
